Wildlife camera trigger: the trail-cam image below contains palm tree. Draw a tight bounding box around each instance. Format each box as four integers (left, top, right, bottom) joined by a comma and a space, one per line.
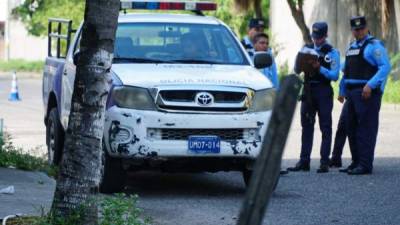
51, 0, 120, 223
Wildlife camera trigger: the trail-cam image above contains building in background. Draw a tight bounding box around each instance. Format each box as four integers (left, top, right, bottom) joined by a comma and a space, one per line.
0, 0, 47, 61
270, 0, 400, 70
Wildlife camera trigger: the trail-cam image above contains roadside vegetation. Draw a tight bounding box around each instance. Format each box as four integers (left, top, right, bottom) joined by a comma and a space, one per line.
0, 60, 44, 73
0, 133, 150, 225
0, 133, 56, 176
2, 194, 150, 225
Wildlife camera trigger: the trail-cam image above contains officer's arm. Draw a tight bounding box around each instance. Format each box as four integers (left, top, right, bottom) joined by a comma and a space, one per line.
339, 76, 346, 97
319, 50, 340, 81
366, 43, 391, 89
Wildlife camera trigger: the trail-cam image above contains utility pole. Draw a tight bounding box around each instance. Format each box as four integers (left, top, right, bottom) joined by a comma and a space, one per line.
394, 0, 400, 51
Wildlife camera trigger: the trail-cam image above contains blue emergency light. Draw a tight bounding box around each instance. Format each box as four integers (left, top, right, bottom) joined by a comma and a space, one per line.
120, 0, 217, 11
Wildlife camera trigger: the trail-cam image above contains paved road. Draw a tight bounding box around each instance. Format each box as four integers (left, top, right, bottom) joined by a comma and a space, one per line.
1, 78, 400, 225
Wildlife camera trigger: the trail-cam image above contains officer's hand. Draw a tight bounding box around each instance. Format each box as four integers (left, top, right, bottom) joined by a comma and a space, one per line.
337, 96, 345, 103
362, 85, 372, 100
311, 61, 320, 69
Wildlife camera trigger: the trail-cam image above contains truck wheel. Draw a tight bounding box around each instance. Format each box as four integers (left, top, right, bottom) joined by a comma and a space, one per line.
99, 149, 126, 194
242, 169, 280, 191
46, 108, 64, 166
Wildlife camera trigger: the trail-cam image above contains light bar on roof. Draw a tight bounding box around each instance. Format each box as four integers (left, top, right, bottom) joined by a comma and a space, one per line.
120, 0, 217, 11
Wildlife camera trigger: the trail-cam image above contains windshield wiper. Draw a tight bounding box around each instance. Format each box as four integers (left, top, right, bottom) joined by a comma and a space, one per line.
113, 57, 172, 64
171, 59, 224, 64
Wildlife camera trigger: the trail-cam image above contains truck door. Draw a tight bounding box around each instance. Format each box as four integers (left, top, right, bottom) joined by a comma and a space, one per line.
61, 27, 82, 129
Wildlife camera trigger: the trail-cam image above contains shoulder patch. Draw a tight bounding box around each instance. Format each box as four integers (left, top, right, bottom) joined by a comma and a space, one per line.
373, 48, 382, 58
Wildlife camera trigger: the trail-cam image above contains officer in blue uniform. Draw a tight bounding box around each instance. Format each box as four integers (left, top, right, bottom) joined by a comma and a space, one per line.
329, 78, 359, 168
287, 22, 340, 173
252, 32, 279, 89
241, 18, 265, 57
339, 16, 391, 175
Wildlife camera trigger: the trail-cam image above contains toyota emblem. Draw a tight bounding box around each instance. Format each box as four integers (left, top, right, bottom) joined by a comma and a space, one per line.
195, 92, 214, 106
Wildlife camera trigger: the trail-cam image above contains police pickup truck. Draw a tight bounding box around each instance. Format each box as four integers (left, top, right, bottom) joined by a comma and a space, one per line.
43, 0, 276, 193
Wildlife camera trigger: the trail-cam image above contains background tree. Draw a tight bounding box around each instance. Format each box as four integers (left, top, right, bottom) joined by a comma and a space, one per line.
50, 0, 120, 224
286, 0, 311, 45
13, 0, 84, 37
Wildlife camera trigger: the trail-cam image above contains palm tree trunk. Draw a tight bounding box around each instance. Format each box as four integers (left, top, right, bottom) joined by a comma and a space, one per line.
51, 0, 120, 224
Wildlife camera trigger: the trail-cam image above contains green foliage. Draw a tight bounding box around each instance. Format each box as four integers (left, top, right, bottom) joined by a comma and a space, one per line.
208, 0, 270, 38
0, 60, 44, 72
13, 0, 269, 39
13, 0, 84, 37
3, 194, 150, 225
101, 193, 151, 225
0, 133, 57, 177
382, 77, 400, 104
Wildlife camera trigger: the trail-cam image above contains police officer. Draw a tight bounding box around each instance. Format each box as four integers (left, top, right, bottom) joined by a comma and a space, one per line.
340, 16, 391, 175
252, 32, 279, 89
287, 22, 340, 173
241, 18, 265, 57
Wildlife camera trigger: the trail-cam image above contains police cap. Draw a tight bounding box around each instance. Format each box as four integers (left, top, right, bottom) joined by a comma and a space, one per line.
350, 16, 367, 30
311, 22, 328, 39
248, 18, 265, 29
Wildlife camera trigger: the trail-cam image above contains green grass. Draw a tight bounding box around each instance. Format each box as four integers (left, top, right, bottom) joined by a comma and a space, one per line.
0, 59, 44, 72
0, 133, 57, 177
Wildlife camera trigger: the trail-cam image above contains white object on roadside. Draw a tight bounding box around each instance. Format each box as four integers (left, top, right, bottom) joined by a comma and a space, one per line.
0, 186, 15, 194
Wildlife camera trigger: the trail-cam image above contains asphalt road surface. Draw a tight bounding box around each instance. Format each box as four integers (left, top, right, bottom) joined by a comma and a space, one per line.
1, 78, 399, 225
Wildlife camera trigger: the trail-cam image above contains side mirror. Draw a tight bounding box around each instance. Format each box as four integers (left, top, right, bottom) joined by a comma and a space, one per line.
254, 52, 273, 69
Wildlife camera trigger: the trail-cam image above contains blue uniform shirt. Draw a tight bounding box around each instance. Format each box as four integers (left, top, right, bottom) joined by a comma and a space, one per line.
339, 34, 391, 96
242, 36, 255, 57
294, 42, 340, 82
315, 43, 340, 81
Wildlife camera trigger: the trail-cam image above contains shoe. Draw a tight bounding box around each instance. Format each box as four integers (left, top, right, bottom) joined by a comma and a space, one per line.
287, 161, 310, 172
280, 170, 289, 175
329, 159, 342, 168
347, 166, 372, 175
339, 162, 357, 173
317, 164, 329, 173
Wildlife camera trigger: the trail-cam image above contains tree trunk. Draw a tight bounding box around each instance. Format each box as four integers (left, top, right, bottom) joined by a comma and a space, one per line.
286, 0, 312, 45
253, 0, 263, 19
51, 0, 120, 224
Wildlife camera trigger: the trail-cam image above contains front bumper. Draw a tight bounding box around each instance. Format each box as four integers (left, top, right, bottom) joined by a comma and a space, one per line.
103, 106, 271, 159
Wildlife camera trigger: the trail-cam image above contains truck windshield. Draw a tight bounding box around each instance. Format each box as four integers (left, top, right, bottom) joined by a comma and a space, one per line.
113, 23, 248, 65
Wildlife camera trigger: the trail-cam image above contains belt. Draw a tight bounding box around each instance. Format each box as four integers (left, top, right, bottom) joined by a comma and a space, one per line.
346, 83, 366, 90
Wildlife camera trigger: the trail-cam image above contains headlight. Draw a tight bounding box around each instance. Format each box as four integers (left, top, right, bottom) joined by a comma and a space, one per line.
112, 86, 156, 110
248, 88, 276, 112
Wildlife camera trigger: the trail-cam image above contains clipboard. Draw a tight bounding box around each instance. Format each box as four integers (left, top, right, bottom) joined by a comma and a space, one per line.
295, 52, 319, 76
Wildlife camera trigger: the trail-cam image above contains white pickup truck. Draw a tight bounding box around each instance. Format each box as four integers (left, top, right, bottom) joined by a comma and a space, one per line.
42, 1, 276, 193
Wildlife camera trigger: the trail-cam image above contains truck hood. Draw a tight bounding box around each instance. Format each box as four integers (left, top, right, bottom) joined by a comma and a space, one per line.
111, 64, 272, 90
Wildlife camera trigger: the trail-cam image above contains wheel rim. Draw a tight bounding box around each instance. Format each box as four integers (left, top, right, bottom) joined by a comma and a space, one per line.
48, 120, 55, 164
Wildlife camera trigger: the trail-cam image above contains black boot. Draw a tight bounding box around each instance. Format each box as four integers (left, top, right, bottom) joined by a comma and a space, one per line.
317, 164, 329, 173
339, 162, 357, 173
329, 158, 342, 168
287, 161, 310, 172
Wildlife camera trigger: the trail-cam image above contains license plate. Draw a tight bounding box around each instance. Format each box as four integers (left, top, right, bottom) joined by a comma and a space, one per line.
188, 136, 220, 154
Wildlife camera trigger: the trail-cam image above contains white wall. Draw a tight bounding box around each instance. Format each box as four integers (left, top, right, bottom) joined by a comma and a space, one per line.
9, 19, 47, 60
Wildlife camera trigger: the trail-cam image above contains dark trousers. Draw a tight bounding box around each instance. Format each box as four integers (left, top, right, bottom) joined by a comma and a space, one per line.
347, 88, 382, 171
300, 84, 333, 165
331, 100, 358, 162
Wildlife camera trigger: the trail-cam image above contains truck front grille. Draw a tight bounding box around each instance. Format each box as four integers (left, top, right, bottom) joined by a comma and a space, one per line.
160, 128, 244, 140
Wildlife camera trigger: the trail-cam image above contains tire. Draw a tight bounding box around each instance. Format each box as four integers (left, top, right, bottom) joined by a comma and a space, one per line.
99, 149, 126, 194
46, 107, 64, 166
242, 169, 280, 191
